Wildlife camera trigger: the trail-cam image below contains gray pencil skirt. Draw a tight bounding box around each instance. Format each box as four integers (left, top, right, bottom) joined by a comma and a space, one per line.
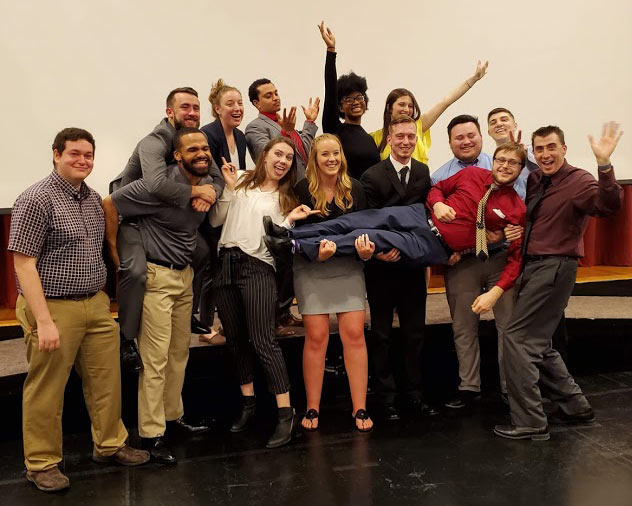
293, 255, 366, 315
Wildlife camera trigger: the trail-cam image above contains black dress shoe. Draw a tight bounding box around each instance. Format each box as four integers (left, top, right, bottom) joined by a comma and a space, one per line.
411, 399, 439, 416
142, 437, 177, 464
263, 215, 290, 238
230, 397, 256, 433
263, 235, 293, 260
266, 407, 297, 449
493, 424, 550, 440
191, 315, 211, 335
549, 407, 596, 425
444, 390, 481, 409
120, 339, 143, 373
383, 405, 400, 421
167, 416, 210, 434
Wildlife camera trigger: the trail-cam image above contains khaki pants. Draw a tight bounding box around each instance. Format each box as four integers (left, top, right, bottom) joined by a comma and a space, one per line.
16, 291, 128, 472
445, 251, 516, 393
137, 263, 193, 438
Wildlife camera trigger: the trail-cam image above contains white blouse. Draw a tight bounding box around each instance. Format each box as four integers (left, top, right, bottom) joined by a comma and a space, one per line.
210, 173, 292, 267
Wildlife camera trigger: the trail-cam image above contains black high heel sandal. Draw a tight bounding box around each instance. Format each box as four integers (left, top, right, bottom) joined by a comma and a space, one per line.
353, 409, 373, 433
301, 409, 319, 432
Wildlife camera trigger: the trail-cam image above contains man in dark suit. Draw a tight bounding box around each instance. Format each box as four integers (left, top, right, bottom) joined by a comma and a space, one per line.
360, 116, 434, 420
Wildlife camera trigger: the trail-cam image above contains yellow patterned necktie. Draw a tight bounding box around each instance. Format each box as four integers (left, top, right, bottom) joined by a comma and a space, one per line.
475, 183, 498, 261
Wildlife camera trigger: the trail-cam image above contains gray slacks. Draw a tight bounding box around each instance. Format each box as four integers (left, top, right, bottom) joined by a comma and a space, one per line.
503, 257, 591, 427
445, 250, 515, 393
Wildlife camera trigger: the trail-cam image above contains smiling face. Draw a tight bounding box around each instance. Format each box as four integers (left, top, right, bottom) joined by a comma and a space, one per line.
488, 111, 518, 145
533, 133, 567, 175
492, 149, 523, 186
215, 90, 244, 128
167, 92, 201, 129
449, 122, 483, 163
263, 141, 295, 184
387, 121, 417, 163
254, 83, 281, 114
339, 93, 366, 121
315, 138, 342, 178
53, 139, 95, 187
175, 132, 211, 177
390, 95, 414, 120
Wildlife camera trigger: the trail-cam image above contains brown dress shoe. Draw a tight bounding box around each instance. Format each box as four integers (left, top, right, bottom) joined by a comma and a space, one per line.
26, 466, 70, 492
92, 445, 150, 466
278, 312, 303, 327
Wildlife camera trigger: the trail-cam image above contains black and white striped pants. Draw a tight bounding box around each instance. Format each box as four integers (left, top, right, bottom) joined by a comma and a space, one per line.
213, 248, 290, 394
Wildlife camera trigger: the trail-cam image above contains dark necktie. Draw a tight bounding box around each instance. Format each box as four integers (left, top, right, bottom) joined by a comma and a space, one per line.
400, 166, 409, 191
521, 175, 552, 259
475, 183, 498, 261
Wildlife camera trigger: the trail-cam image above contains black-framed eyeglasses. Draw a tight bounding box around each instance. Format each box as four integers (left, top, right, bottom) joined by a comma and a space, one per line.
342, 94, 366, 105
494, 157, 521, 169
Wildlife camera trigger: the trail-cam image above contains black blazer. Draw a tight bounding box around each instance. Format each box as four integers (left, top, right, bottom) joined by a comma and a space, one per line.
200, 119, 248, 171
360, 157, 431, 209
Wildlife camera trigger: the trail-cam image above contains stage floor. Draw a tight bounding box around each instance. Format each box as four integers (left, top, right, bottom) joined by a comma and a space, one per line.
0, 371, 631, 506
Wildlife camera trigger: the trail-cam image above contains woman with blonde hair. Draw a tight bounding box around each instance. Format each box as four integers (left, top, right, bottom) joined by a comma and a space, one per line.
210, 136, 314, 448
292, 133, 374, 432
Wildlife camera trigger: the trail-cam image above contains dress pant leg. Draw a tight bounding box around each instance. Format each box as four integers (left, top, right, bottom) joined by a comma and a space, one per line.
394, 264, 427, 400
503, 258, 588, 427
137, 263, 178, 438
199, 228, 220, 327
365, 263, 397, 405
485, 251, 516, 394
17, 296, 85, 471
192, 231, 210, 320
214, 253, 257, 386
164, 267, 194, 422
239, 257, 290, 394
117, 221, 147, 340
74, 291, 128, 457
444, 256, 484, 392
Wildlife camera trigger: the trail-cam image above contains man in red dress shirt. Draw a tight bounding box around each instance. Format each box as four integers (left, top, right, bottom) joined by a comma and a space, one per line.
427, 143, 527, 409
494, 122, 623, 441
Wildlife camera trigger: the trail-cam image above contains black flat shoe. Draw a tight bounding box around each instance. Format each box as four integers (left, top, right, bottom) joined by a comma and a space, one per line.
230, 398, 256, 433
266, 407, 298, 449
191, 316, 211, 335
353, 409, 373, 433
167, 416, 210, 435
142, 437, 177, 464
263, 215, 290, 238
493, 424, 550, 441
411, 399, 439, 416
301, 409, 319, 432
120, 339, 143, 373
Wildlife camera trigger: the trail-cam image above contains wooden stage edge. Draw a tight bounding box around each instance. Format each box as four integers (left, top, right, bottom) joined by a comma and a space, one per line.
1, 266, 631, 328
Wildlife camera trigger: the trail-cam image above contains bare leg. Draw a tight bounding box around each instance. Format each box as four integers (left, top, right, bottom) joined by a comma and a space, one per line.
240, 383, 254, 396
301, 314, 330, 429
338, 311, 373, 431
275, 392, 291, 408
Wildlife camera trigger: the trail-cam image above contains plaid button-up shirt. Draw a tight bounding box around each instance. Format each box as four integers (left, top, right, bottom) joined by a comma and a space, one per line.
8, 171, 107, 297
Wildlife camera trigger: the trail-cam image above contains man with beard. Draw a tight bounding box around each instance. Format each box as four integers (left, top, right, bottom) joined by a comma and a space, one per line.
103, 128, 216, 463
110, 87, 224, 373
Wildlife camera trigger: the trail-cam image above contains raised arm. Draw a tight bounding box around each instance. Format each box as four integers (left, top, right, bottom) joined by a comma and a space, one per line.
420, 60, 488, 133
319, 21, 341, 134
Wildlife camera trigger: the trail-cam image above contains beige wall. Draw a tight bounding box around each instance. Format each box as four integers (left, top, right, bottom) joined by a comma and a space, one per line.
2, 0, 631, 206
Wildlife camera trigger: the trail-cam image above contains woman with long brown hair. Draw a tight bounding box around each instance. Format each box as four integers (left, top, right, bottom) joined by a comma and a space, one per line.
370, 61, 488, 164
210, 136, 315, 448
292, 133, 373, 432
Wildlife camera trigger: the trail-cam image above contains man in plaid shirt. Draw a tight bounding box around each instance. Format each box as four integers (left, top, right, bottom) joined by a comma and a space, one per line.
9, 128, 149, 492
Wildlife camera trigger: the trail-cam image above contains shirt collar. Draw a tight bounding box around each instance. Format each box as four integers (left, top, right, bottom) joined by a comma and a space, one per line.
389, 155, 412, 173
261, 112, 278, 122
457, 157, 479, 168
50, 170, 90, 201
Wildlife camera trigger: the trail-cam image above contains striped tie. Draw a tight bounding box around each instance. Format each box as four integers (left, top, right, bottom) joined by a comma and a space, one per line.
475, 183, 498, 261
